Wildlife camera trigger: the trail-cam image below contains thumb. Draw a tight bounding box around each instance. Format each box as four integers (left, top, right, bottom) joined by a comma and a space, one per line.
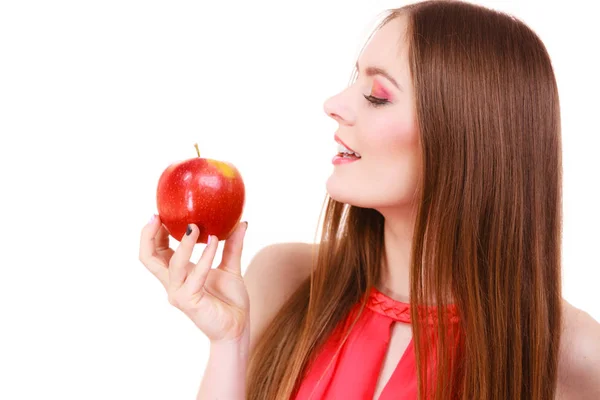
217, 221, 248, 275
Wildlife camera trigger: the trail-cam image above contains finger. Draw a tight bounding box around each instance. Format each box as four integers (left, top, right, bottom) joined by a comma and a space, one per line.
139, 214, 160, 263
168, 223, 199, 290
217, 221, 248, 275
139, 214, 169, 286
154, 221, 171, 257
183, 234, 219, 296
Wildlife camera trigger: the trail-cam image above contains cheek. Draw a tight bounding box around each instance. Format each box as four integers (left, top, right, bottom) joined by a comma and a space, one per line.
363, 111, 422, 195
364, 111, 418, 153
326, 107, 422, 208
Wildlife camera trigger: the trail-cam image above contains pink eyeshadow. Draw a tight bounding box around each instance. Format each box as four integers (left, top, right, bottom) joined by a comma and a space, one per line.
371, 80, 391, 100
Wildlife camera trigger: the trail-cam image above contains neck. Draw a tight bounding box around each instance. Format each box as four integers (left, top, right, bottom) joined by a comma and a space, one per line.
376, 206, 417, 304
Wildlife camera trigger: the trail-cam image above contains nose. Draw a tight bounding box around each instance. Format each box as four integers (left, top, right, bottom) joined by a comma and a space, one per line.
323, 91, 356, 126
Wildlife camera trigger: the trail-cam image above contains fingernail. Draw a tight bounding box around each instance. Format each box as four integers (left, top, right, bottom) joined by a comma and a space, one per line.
186, 224, 192, 236
148, 214, 156, 224
207, 235, 212, 245
243, 221, 248, 230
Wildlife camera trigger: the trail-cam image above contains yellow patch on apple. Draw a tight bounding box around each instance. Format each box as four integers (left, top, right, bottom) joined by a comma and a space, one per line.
207, 159, 236, 179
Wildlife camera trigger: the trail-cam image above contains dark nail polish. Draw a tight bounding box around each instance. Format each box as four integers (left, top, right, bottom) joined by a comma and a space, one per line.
186, 225, 192, 236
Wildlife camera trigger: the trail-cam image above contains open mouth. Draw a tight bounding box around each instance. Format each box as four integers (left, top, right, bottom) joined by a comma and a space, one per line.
332, 136, 361, 165
336, 142, 362, 159
334, 135, 362, 160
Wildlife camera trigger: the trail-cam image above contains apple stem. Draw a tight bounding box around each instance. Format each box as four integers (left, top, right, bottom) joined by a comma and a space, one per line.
194, 143, 200, 158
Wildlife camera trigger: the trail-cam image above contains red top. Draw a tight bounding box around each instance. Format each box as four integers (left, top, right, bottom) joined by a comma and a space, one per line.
293, 288, 461, 400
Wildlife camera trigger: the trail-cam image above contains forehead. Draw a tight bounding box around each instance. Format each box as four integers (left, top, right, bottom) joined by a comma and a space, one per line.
357, 16, 410, 78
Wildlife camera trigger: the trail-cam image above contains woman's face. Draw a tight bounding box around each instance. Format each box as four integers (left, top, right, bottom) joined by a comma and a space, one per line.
324, 16, 421, 212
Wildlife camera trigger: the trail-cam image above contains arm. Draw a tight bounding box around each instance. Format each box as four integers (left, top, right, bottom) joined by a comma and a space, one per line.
244, 242, 315, 352
196, 242, 314, 399
139, 218, 251, 400
196, 330, 249, 400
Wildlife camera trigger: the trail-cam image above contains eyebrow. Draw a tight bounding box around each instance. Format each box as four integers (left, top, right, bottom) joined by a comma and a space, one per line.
355, 61, 404, 92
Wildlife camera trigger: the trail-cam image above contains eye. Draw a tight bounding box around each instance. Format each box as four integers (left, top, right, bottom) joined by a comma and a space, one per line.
363, 80, 391, 107
363, 94, 389, 107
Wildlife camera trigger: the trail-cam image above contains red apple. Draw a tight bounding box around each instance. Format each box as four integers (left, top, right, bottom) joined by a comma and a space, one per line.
156, 144, 245, 244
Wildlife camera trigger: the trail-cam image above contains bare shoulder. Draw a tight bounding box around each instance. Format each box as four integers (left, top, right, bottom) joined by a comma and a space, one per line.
243, 242, 316, 351
556, 298, 600, 399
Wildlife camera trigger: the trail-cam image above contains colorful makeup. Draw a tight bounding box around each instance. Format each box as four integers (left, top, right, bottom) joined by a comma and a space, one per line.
370, 79, 392, 101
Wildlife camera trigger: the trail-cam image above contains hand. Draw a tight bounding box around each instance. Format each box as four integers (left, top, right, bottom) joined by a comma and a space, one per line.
139, 215, 250, 342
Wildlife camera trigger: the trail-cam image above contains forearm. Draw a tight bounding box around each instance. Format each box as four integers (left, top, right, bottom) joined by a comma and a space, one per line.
197, 333, 250, 400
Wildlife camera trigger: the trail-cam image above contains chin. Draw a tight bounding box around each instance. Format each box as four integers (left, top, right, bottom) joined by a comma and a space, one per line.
326, 173, 417, 211
326, 174, 373, 208
326, 174, 353, 204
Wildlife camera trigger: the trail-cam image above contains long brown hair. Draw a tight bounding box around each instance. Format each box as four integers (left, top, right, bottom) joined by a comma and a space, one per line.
247, 1, 563, 399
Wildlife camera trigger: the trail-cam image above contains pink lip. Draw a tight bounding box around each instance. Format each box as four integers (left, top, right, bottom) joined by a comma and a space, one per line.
334, 134, 356, 153
332, 134, 360, 166
332, 155, 359, 165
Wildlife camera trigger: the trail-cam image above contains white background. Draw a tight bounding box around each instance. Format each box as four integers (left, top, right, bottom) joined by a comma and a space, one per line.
1, 1, 598, 399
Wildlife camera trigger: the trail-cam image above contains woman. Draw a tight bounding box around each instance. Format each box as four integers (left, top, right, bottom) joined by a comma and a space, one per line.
139, 1, 600, 399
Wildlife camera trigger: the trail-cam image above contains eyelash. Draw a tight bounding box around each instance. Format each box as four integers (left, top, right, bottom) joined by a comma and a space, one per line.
363, 94, 389, 107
